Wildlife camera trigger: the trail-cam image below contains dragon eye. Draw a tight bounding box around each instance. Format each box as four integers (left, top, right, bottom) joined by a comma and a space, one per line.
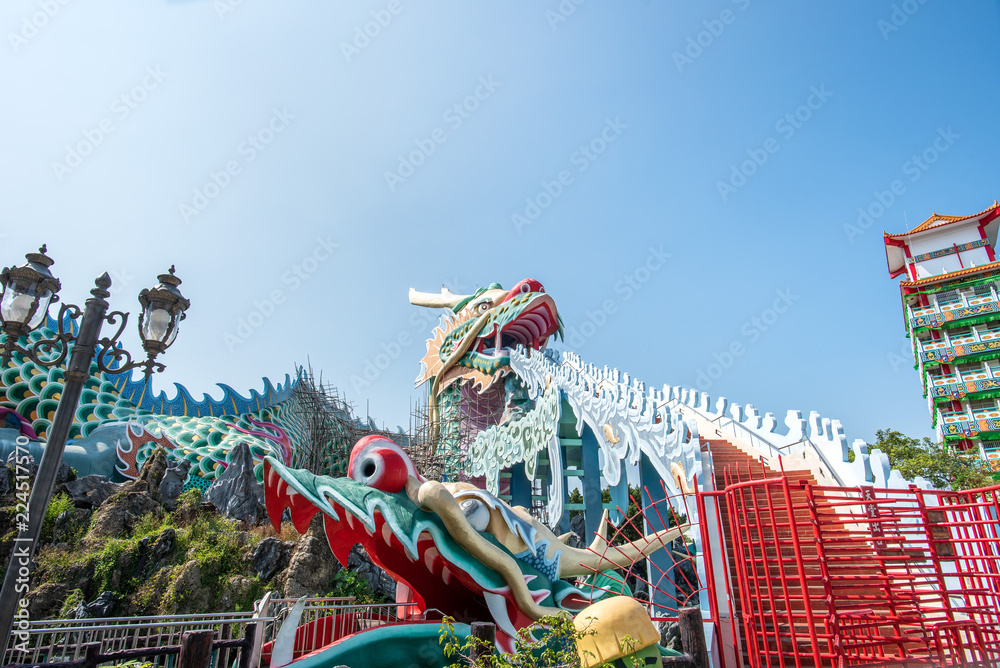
476, 302, 490, 313
348, 436, 411, 493
520, 283, 530, 294
460, 498, 491, 531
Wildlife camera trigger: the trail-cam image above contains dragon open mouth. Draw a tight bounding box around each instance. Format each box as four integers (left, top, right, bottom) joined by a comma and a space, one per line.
474, 298, 559, 357
265, 458, 510, 626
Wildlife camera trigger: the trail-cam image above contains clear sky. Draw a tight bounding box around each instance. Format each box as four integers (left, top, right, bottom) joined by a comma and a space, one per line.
2, 1, 998, 445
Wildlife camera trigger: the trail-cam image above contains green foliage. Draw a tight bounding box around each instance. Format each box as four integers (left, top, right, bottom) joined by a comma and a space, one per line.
178, 487, 202, 507
110, 661, 155, 668
93, 538, 136, 592
873, 429, 994, 490
41, 492, 75, 540
186, 513, 252, 581
324, 568, 387, 604
58, 589, 85, 618
438, 614, 646, 668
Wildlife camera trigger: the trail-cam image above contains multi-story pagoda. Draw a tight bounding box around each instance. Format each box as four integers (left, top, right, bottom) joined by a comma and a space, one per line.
885, 201, 1000, 470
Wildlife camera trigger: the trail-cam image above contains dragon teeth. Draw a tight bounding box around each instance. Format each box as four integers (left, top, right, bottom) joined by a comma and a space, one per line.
484, 592, 518, 639
381, 522, 394, 546
423, 546, 439, 573
441, 566, 453, 585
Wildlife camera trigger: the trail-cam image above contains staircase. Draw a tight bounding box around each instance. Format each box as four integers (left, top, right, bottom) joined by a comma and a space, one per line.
704, 437, 834, 667
703, 436, 999, 668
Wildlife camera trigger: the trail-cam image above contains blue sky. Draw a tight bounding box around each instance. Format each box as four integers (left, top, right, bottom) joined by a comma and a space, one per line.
1, 1, 998, 444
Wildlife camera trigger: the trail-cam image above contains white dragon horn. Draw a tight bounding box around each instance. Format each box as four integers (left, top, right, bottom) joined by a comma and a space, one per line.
587, 509, 612, 553
270, 596, 308, 668
408, 287, 469, 309
560, 525, 684, 576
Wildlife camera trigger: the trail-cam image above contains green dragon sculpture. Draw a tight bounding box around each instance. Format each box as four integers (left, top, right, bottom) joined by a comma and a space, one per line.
0, 316, 321, 490
264, 435, 683, 664
409, 278, 562, 476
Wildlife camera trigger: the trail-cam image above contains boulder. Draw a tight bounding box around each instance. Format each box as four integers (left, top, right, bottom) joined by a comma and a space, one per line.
84, 452, 171, 541
61, 475, 121, 509
284, 534, 342, 599
218, 575, 256, 611
26, 582, 69, 619
7, 451, 73, 486
251, 537, 294, 582
157, 458, 191, 511
163, 559, 208, 614
129, 448, 169, 497
72, 591, 116, 619
0, 465, 11, 498
55, 460, 73, 486
205, 443, 265, 525
131, 528, 176, 580
6, 450, 37, 477
85, 491, 159, 541
51, 508, 91, 544
657, 620, 682, 652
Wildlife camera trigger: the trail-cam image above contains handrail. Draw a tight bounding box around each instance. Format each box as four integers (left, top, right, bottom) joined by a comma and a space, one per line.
15, 618, 272, 634
25, 611, 261, 626
678, 400, 847, 487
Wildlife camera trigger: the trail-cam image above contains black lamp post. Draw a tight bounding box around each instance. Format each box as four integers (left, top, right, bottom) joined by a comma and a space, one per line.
0, 247, 190, 656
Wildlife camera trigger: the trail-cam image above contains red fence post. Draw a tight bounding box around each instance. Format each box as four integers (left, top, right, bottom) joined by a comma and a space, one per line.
780, 476, 822, 667
805, 483, 838, 662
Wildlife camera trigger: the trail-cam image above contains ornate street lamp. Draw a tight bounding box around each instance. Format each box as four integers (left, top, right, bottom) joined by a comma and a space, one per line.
0, 245, 62, 353
0, 246, 190, 653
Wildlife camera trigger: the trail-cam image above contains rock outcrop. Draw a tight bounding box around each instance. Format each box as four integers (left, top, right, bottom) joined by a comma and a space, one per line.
157, 459, 191, 511
205, 443, 265, 525
61, 475, 122, 509
72, 591, 116, 619
251, 537, 295, 582
284, 533, 342, 599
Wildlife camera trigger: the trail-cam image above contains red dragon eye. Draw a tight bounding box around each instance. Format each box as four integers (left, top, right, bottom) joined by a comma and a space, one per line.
348, 435, 417, 493
502, 279, 545, 303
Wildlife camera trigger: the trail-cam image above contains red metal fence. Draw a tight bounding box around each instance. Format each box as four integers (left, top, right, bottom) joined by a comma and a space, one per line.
722, 477, 1000, 667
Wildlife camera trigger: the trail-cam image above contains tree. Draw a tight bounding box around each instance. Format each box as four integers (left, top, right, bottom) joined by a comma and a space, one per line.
872, 429, 994, 491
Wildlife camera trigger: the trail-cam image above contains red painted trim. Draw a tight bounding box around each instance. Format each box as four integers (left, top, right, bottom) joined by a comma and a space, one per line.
979, 209, 999, 262
885, 236, 911, 278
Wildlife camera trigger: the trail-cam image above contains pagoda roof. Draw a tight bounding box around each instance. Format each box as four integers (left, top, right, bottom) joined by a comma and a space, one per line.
883, 201, 999, 240
884, 201, 1000, 278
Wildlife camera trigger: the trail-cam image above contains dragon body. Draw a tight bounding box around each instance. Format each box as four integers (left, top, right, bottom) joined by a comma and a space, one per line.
0, 317, 317, 489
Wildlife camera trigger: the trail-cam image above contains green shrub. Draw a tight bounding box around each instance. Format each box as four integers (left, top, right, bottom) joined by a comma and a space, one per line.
58, 589, 85, 618
41, 493, 75, 541
324, 569, 387, 604
439, 614, 646, 668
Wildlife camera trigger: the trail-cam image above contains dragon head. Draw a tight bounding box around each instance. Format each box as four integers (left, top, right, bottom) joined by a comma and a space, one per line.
410, 278, 561, 393
264, 436, 680, 652
409, 279, 562, 456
